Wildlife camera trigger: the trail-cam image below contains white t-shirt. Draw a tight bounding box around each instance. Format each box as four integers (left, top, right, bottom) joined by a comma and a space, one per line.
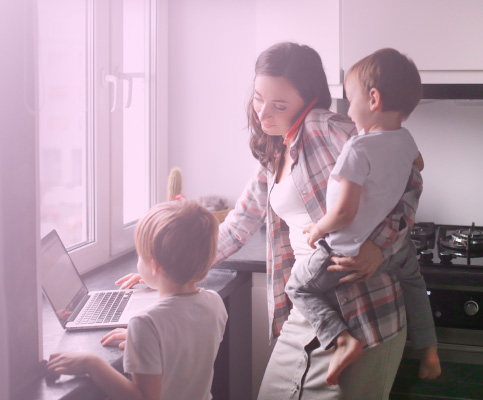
123, 288, 228, 400
325, 128, 419, 256
270, 175, 314, 260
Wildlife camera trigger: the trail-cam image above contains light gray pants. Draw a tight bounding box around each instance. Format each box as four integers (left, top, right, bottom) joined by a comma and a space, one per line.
257, 308, 407, 400
285, 235, 437, 350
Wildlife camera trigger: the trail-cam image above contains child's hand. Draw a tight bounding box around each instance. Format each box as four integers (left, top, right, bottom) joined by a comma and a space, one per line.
115, 273, 145, 289
46, 352, 99, 378
303, 223, 325, 249
101, 328, 127, 349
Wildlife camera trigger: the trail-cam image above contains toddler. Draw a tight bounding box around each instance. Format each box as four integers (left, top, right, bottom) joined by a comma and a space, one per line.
47, 200, 228, 400
285, 48, 440, 385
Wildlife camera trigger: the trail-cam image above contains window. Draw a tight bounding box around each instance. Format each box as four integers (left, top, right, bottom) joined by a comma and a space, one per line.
37, 0, 167, 272
38, 0, 90, 249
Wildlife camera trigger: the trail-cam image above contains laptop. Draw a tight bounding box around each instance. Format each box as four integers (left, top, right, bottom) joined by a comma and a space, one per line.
40, 230, 159, 330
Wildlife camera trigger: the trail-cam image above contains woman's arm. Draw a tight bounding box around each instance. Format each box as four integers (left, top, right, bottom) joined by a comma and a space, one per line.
116, 165, 269, 288
46, 352, 161, 400
414, 152, 424, 172
214, 164, 268, 265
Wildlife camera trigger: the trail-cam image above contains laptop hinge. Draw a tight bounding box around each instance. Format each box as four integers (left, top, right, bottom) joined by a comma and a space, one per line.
67, 294, 90, 324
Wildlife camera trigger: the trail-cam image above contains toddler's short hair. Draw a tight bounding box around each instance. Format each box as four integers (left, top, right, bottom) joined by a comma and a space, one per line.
346, 48, 421, 119
135, 200, 219, 285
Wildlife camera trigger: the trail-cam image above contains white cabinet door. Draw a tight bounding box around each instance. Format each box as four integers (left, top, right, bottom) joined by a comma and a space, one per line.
342, 0, 483, 81
256, 0, 341, 86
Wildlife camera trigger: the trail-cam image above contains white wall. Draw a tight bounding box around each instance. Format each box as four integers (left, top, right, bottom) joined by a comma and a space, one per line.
405, 100, 483, 225
255, 0, 340, 85
167, 0, 258, 206
167, 1, 483, 224
166, 0, 344, 207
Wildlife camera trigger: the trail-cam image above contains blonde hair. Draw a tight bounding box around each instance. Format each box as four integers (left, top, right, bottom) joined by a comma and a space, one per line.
135, 200, 219, 285
346, 48, 421, 119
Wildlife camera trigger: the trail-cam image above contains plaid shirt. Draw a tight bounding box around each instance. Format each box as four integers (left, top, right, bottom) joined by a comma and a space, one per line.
215, 109, 421, 346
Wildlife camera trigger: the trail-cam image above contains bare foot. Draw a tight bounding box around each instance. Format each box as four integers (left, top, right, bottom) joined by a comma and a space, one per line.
419, 346, 441, 379
326, 331, 363, 385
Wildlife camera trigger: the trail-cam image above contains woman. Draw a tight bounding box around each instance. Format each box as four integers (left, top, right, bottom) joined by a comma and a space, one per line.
216, 42, 421, 400
117, 42, 421, 399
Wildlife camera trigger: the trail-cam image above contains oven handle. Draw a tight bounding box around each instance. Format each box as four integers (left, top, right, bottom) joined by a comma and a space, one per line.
438, 342, 483, 354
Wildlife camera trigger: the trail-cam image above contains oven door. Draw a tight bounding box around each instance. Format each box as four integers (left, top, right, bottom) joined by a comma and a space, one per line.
391, 285, 483, 399
391, 337, 483, 399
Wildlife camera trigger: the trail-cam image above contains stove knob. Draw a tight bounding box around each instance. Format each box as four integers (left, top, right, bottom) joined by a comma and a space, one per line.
439, 251, 454, 265
464, 300, 479, 316
419, 250, 433, 264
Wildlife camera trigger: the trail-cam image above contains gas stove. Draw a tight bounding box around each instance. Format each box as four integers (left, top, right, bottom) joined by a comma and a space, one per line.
411, 222, 483, 268
410, 222, 483, 332
391, 223, 483, 399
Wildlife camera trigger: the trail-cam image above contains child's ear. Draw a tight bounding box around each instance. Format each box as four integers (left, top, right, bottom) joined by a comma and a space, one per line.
150, 258, 163, 276
369, 88, 382, 111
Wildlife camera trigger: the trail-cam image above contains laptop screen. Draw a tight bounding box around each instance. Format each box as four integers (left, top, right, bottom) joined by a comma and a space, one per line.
40, 230, 88, 327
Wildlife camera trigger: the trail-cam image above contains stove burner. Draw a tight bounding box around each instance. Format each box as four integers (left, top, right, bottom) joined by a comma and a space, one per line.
451, 229, 483, 246
411, 238, 427, 255
410, 222, 435, 238
441, 227, 483, 250
439, 223, 483, 263
410, 222, 436, 252
411, 227, 431, 236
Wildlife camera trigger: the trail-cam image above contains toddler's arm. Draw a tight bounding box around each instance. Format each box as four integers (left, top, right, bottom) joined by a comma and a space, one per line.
304, 178, 362, 248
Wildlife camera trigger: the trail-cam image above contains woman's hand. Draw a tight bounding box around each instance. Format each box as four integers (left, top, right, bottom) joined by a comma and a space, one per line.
327, 239, 383, 283
46, 352, 99, 378
101, 328, 127, 350
115, 273, 144, 289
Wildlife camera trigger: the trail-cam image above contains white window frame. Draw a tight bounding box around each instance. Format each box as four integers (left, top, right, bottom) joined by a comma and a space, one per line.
66, 0, 168, 273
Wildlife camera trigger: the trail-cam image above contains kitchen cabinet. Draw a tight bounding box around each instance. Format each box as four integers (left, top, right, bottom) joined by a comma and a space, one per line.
252, 272, 276, 399
342, 0, 483, 83
215, 228, 271, 399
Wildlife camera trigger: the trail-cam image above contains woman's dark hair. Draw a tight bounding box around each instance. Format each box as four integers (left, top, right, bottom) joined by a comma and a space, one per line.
247, 42, 332, 173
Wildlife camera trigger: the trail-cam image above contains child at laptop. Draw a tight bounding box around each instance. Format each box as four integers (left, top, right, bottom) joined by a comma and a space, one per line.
47, 200, 228, 400
285, 48, 440, 385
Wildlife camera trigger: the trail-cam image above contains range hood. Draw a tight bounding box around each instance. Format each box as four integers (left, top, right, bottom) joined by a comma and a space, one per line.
421, 84, 483, 100
337, 70, 483, 100
337, 83, 483, 101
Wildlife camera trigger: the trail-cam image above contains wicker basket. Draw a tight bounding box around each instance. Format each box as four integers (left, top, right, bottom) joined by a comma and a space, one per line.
211, 208, 231, 224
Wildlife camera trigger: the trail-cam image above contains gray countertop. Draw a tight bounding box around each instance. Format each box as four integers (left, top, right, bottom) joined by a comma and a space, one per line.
216, 226, 483, 287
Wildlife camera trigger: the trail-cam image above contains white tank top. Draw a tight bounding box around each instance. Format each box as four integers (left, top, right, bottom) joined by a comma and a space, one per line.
269, 175, 314, 260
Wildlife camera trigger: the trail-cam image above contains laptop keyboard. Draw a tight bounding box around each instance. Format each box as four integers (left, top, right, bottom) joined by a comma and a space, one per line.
76, 291, 133, 325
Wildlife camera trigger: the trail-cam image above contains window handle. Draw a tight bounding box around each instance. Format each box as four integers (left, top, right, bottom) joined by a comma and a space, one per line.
103, 73, 118, 113
119, 72, 144, 109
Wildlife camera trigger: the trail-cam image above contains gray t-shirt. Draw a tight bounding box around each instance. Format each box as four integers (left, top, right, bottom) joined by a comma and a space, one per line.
123, 288, 228, 400
326, 128, 418, 256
